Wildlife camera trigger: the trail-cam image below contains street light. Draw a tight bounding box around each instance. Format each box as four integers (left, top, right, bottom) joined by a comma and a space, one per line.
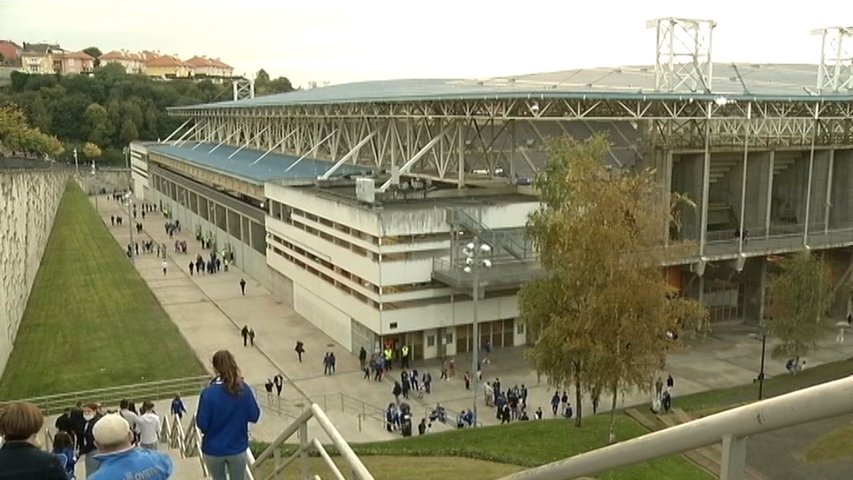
749, 332, 767, 400
461, 238, 492, 426
123, 147, 135, 262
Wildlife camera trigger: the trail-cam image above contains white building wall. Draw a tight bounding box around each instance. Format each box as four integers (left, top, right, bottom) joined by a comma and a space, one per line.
293, 283, 351, 348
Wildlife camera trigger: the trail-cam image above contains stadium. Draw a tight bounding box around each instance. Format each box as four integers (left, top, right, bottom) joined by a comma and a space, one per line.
129, 20, 853, 360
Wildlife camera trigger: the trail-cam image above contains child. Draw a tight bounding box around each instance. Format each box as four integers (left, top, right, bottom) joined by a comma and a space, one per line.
53, 431, 77, 479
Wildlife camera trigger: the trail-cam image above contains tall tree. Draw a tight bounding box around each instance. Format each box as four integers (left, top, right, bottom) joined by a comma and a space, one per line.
766, 252, 833, 362
83, 46, 102, 67
119, 119, 139, 145
82, 141, 102, 160
519, 136, 706, 439
84, 103, 113, 146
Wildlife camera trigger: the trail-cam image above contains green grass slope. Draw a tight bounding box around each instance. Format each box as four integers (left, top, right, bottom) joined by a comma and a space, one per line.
0, 182, 204, 399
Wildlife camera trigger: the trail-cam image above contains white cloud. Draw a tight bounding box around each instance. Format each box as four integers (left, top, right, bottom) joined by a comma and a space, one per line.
0, 0, 843, 87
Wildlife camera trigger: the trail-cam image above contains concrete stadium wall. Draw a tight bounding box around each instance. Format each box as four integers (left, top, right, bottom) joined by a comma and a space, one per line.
0, 170, 69, 377
77, 168, 131, 195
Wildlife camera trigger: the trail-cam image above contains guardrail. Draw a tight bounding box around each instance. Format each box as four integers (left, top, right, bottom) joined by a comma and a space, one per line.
497, 376, 853, 480
250, 403, 373, 480
0, 375, 212, 416
317, 392, 387, 432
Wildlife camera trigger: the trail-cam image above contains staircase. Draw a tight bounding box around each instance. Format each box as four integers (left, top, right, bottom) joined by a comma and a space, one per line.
626, 407, 766, 480
446, 208, 534, 262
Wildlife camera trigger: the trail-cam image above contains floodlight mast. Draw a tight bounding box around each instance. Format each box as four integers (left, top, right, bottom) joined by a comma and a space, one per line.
812, 27, 853, 93
647, 17, 716, 93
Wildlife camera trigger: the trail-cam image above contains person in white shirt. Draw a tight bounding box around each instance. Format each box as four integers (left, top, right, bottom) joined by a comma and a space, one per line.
137, 401, 161, 450
119, 400, 142, 444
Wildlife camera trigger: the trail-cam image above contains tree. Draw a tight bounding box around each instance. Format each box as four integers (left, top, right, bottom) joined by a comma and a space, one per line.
119, 119, 139, 145
255, 69, 270, 86
0, 106, 63, 157
267, 76, 294, 94
519, 136, 705, 439
766, 252, 833, 362
82, 141, 102, 160
84, 102, 113, 146
83, 46, 102, 67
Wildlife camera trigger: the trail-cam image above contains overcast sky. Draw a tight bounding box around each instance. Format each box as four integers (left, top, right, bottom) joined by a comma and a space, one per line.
0, 0, 848, 87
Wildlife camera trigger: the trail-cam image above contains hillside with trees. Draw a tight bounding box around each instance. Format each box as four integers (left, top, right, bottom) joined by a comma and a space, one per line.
0, 64, 294, 165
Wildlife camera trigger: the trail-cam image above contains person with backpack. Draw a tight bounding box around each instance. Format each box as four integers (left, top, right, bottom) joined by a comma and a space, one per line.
52, 431, 77, 479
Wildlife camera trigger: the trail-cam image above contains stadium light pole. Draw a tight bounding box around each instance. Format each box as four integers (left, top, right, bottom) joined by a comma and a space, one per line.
124, 146, 135, 263
462, 239, 492, 426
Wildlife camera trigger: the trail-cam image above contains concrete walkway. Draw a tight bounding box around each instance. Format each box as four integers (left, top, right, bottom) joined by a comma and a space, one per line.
93, 195, 853, 444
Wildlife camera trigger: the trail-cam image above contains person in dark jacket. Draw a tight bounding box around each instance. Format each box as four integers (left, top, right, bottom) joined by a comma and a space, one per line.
0, 401, 67, 480
80, 403, 104, 477
55, 408, 75, 440
197, 350, 261, 480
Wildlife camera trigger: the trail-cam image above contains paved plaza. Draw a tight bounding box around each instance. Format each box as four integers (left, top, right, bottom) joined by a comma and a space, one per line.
93, 195, 853, 443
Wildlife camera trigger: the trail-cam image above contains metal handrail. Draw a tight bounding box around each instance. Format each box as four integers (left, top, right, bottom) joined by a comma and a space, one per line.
0, 375, 211, 415
498, 376, 853, 480
250, 403, 374, 480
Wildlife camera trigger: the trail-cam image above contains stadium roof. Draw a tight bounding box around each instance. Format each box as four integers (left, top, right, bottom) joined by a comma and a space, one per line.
147, 143, 373, 185
172, 63, 852, 111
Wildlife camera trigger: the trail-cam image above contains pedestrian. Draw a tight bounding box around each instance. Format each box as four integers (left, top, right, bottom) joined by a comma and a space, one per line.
170, 395, 187, 421
189, 262, 195, 276
464, 371, 471, 390
330, 352, 336, 373
90, 414, 173, 480
0, 402, 68, 480
323, 353, 332, 375
483, 339, 492, 364
52, 431, 77, 480
241, 326, 249, 347
273, 374, 284, 397
137, 402, 161, 450
550, 391, 560, 416
110, 215, 115, 226
161, 259, 167, 276
655, 377, 664, 400
666, 374, 674, 392
80, 403, 104, 476
358, 347, 367, 370
264, 379, 274, 403
401, 344, 410, 369
248, 329, 255, 347
239, 278, 246, 296
292, 340, 304, 362
423, 371, 432, 394
197, 350, 261, 480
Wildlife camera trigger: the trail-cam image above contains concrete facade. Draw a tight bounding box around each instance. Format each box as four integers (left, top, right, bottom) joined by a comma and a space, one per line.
0, 170, 68, 376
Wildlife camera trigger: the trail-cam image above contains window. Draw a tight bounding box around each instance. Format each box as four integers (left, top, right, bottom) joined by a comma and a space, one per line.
427, 335, 435, 347
517, 322, 525, 334
390, 322, 398, 329
445, 333, 454, 344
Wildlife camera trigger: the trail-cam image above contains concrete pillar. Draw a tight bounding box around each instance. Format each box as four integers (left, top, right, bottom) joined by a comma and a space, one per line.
720, 435, 748, 480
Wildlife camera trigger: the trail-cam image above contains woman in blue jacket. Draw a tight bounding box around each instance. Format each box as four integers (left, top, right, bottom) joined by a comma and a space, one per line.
197, 350, 261, 480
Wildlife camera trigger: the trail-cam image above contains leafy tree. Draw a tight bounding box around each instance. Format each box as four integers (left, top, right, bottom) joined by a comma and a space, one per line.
119, 119, 139, 145
267, 76, 294, 94
50, 94, 90, 140
0, 106, 63, 157
255, 69, 270, 85
766, 252, 833, 362
519, 136, 705, 439
84, 103, 113, 145
82, 141, 102, 159
83, 47, 102, 67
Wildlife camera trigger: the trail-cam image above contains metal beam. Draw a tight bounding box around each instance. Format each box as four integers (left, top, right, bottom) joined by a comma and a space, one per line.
251, 130, 298, 166
284, 130, 337, 172
227, 126, 270, 159
190, 123, 226, 150
318, 130, 378, 180
173, 122, 202, 146
379, 123, 454, 192
162, 118, 192, 143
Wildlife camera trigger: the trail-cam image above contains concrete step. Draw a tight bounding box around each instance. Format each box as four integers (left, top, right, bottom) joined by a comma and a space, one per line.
165, 446, 206, 480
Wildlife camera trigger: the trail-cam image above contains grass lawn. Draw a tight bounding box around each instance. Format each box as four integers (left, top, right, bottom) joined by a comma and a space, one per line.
255, 455, 524, 480
0, 182, 204, 400
676, 356, 853, 414
255, 415, 713, 480
804, 420, 853, 463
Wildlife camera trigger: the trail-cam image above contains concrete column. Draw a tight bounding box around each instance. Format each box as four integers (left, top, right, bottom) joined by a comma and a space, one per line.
764, 151, 775, 237
720, 434, 748, 480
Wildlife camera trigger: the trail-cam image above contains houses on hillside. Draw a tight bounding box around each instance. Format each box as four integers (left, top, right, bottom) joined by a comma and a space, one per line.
0, 40, 235, 80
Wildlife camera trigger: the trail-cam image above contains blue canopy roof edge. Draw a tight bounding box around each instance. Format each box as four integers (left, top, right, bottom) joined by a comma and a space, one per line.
147, 142, 374, 185
169, 64, 853, 111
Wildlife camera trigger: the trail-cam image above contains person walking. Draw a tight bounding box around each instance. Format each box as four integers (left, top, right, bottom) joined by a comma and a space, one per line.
241, 326, 249, 347
239, 278, 247, 296
273, 374, 284, 398
189, 262, 195, 276
264, 379, 274, 403
170, 395, 187, 421
0, 402, 68, 480
295, 341, 305, 362
358, 347, 367, 370
197, 350, 261, 480
80, 403, 104, 477
51, 431, 77, 480
161, 259, 168, 276
248, 329, 255, 347
137, 402, 161, 450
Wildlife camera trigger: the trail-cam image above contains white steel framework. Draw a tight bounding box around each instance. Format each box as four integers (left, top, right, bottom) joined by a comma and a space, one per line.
813, 26, 853, 93
647, 17, 716, 93
232, 78, 255, 101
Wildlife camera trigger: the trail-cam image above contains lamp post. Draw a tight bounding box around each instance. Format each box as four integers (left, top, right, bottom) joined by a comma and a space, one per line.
749, 332, 767, 400
124, 147, 135, 262
462, 239, 492, 426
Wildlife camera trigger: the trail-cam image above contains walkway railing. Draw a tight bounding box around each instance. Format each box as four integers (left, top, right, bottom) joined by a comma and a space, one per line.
0, 375, 211, 415
498, 376, 853, 480
317, 392, 387, 432
251, 403, 374, 480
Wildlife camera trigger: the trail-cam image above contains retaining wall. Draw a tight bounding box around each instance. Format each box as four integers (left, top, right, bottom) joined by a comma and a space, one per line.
0, 170, 69, 377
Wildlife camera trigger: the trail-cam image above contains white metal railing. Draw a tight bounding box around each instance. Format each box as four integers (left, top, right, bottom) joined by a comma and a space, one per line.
179, 413, 209, 478
159, 413, 186, 454
0, 375, 211, 415
498, 376, 853, 480
250, 403, 374, 480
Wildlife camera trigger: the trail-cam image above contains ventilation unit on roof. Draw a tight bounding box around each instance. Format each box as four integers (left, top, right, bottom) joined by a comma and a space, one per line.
356, 177, 375, 204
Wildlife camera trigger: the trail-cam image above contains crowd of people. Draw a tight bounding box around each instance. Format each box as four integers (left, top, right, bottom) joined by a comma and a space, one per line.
0, 350, 261, 480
